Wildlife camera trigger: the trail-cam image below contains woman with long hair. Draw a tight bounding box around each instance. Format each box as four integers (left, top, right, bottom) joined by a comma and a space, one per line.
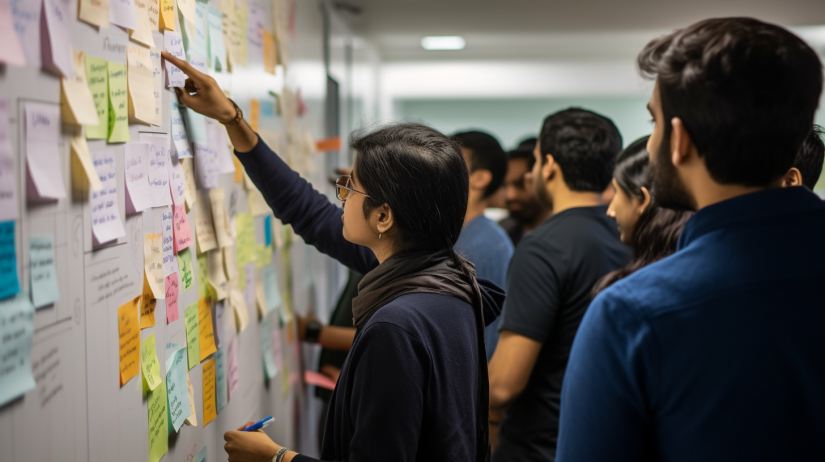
593, 136, 693, 294
162, 52, 502, 462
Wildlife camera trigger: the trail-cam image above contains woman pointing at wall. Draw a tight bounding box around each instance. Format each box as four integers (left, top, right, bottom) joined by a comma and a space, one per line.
161, 52, 503, 462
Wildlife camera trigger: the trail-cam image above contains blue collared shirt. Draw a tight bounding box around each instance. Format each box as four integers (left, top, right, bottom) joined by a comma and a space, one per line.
557, 187, 825, 462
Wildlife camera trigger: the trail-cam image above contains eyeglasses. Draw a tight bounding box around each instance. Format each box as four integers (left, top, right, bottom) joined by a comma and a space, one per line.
335, 175, 370, 202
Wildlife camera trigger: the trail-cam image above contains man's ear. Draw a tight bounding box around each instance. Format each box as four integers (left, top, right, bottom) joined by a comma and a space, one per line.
782, 167, 803, 187
470, 169, 493, 192
543, 154, 556, 182
670, 117, 695, 166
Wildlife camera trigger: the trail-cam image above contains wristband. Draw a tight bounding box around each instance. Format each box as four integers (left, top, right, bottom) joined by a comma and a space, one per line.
222, 99, 243, 126
305, 320, 322, 344
273, 447, 291, 462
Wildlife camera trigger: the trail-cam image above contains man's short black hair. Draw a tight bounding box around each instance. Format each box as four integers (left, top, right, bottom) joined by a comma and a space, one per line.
795, 125, 825, 189
451, 130, 508, 199
537, 108, 622, 192
638, 17, 823, 187
507, 137, 537, 169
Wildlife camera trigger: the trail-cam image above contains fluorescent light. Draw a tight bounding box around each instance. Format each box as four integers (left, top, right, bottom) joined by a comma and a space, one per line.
421, 36, 466, 51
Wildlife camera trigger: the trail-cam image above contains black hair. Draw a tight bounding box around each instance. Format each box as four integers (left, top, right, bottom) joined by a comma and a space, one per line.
638, 17, 823, 187
350, 123, 490, 461
451, 130, 508, 199
593, 136, 693, 295
507, 137, 537, 169
794, 125, 825, 189
537, 108, 623, 192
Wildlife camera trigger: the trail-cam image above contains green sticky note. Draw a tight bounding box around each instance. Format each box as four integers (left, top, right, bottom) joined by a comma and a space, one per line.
235, 213, 255, 266
107, 62, 129, 143
140, 333, 162, 391
184, 302, 200, 370
177, 248, 194, 292
85, 56, 109, 140
197, 252, 208, 299
148, 380, 169, 462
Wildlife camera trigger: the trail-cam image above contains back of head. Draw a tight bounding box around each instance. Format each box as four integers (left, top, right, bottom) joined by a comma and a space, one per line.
638, 17, 823, 187
538, 108, 623, 192
794, 125, 825, 189
352, 123, 469, 253
507, 137, 538, 169
452, 130, 508, 199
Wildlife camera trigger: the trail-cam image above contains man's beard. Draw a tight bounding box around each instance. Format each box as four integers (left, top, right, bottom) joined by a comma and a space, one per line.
534, 176, 553, 210
650, 130, 696, 212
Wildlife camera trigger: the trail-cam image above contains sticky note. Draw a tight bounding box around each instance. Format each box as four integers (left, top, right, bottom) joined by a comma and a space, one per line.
246, 2, 264, 65
263, 30, 276, 75
183, 107, 208, 144
127, 44, 155, 124
207, 250, 227, 301
148, 380, 168, 462
184, 302, 199, 369
147, 0, 159, 30
198, 297, 217, 360
0, 100, 17, 222
177, 247, 193, 291
167, 154, 186, 207
248, 188, 270, 216
197, 252, 208, 298
78, 0, 109, 27
0, 294, 35, 406
235, 213, 255, 265
107, 62, 130, 143
124, 143, 152, 213
207, 6, 226, 71
229, 289, 249, 333
260, 313, 277, 380
140, 134, 173, 207
170, 99, 192, 158
61, 51, 99, 126
29, 236, 59, 308
165, 346, 190, 431
165, 274, 180, 323
173, 205, 193, 253
249, 98, 260, 132
150, 48, 163, 126
85, 56, 109, 140
109, 0, 136, 29
223, 245, 238, 281
182, 158, 197, 211
196, 446, 206, 462
164, 31, 186, 87
264, 215, 272, 247
11, 0, 41, 68
194, 142, 218, 190
159, 0, 174, 30
209, 188, 231, 248
255, 267, 267, 318
202, 357, 216, 426
130, 0, 154, 47
243, 263, 255, 310
184, 369, 197, 425
194, 191, 217, 253
140, 274, 158, 330
0, 0, 26, 67
70, 135, 103, 192
24, 102, 66, 201
118, 296, 141, 386
161, 208, 179, 276
215, 346, 227, 411
182, 2, 207, 60
213, 124, 235, 174
262, 263, 282, 315
42, 0, 74, 78
144, 233, 165, 298
90, 151, 126, 245
226, 337, 239, 399
141, 333, 162, 390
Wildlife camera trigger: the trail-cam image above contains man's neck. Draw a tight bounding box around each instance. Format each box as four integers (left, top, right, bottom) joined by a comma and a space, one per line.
550, 188, 603, 215
464, 199, 486, 226
523, 209, 553, 232
691, 180, 782, 210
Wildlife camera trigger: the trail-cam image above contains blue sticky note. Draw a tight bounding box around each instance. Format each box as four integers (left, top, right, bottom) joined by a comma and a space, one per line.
29, 235, 60, 308
0, 293, 36, 406
181, 107, 208, 143
165, 346, 190, 432
0, 221, 20, 300
262, 263, 282, 315
215, 346, 227, 412
196, 445, 207, 462
259, 313, 277, 380
264, 216, 272, 247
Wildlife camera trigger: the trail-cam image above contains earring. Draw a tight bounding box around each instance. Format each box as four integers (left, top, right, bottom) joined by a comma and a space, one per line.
379, 233, 382, 240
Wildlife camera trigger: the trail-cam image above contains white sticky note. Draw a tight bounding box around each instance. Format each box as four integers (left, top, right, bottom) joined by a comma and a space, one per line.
194, 141, 218, 190
42, 0, 73, 78
167, 152, 186, 207
90, 151, 126, 245
161, 206, 179, 276
29, 235, 60, 308
0, 99, 18, 221
109, 0, 137, 29
150, 48, 163, 127
124, 143, 153, 213
24, 102, 66, 201
164, 31, 187, 87
212, 123, 235, 174
170, 100, 192, 159
141, 133, 173, 207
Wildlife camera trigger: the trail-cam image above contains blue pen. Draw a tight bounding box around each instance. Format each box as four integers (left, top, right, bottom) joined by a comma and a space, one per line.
242, 416, 275, 432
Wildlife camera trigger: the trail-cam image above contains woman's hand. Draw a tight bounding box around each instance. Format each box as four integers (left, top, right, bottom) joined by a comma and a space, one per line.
160, 51, 236, 123
224, 421, 280, 462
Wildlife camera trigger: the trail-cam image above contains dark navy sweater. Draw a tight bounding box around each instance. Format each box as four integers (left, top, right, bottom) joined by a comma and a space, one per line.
236, 138, 505, 462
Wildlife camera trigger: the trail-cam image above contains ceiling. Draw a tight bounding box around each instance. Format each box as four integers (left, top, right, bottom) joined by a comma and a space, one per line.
335, 0, 825, 61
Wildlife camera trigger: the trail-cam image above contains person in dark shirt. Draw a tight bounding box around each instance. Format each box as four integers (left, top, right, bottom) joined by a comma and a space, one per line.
163, 51, 504, 462
558, 18, 825, 461
488, 108, 630, 462
499, 138, 553, 247
783, 125, 824, 189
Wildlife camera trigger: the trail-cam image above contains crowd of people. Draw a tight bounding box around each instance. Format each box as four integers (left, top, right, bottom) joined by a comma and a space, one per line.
164, 15, 825, 462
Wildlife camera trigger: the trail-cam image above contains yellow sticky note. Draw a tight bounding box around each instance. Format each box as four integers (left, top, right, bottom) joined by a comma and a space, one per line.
85, 56, 109, 140
130, 0, 155, 47
181, 158, 197, 212
194, 191, 218, 254
159, 0, 175, 30
263, 30, 276, 75
148, 0, 160, 30
230, 289, 249, 332
198, 297, 217, 360
127, 44, 156, 125
148, 380, 168, 462
140, 273, 157, 328
207, 250, 227, 301
177, 0, 195, 27
144, 233, 165, 298
249, 99, 260, 132
197, 252, 208, 299
78, 0, 110, 28
118, 296, 141, 386
209, 188, 232, 249
70, 135, 103, 191
61, 51, 100, 126
107, 62, 130, 143
140, 333, 162, 391
202, 357, 216, 426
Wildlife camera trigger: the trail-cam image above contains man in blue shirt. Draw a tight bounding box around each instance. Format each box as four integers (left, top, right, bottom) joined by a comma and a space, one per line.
558, 18, 825, 461
452, 131, 514, 360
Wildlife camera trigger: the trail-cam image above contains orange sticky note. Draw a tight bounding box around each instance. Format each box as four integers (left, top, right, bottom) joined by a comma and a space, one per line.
198, 297, 217, 360
263, 30, 276, 75
233, 157, 243, 183
141, 273, 157, 328
249, 99, 260, 132
118, 296, 141, 386
159, 0, 175, 30
202, 357, 216, 426
315, 137, 341, 152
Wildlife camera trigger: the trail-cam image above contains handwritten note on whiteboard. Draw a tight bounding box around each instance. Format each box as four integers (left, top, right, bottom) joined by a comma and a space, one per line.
194, 191, 217, 253
173, 204, 193, 252
25, 102, 66, 201
107, 62, 130, 143
127, 44, 155, 125
109, 0, 136, 29
170, 100, 192, 158
150, 48, 162, 126
165, 273, 179, 323
148, 381, 168, 462
42, 0, 74, 78
60, 50, 99, 126
130, 0, 154, 47
144, 232, 165, 298
198, 297, 217, 360
124, 143, 152, 213
78, 0, 109, 28
161, 207, 179, 275
194, 141, 218, 189
184, 302, 199, 369
177, 247, 194, 292
163, 31, 187, 87
202, 357, 216, 426
85, 56, 109, 140
0, 294, 36, 406
90, 151, 126, 245
165, 346, 190, 432
141, 333, 162, 391
29, 235, 60, 308
140, 134, 173, 207
118, 296, 140, 386
167, 154, 186, 207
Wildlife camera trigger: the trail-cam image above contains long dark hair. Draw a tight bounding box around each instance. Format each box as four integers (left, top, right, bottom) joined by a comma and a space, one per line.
351, 123, 490, 461
593, 136, 693, 294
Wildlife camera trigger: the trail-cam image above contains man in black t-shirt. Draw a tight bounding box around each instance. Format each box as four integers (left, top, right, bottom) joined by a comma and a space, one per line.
488, 108, 630, 462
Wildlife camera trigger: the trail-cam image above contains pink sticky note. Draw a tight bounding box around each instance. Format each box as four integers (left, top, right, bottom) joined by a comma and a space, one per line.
173, 204, 193, 252
0, 0, 26, 67
227, 337, 240, 400
165, 273, 179, 323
